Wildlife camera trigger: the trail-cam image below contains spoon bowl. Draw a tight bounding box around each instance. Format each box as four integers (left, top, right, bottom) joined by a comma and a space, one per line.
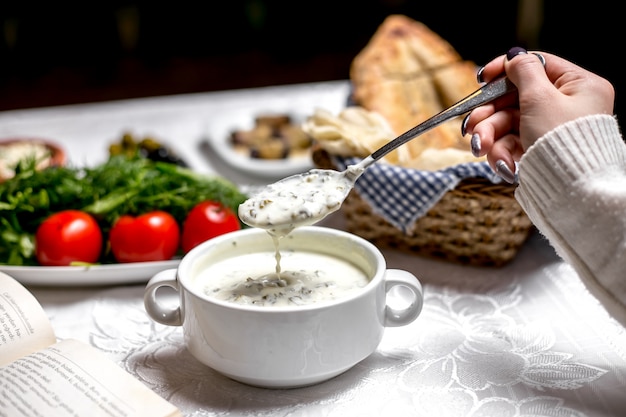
238, 161, 369, 237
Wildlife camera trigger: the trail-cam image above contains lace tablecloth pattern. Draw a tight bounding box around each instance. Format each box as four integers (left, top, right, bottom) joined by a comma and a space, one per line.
31, 228, 626, 417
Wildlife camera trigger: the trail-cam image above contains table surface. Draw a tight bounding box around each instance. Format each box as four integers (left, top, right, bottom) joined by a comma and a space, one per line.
1, 81, 625, 417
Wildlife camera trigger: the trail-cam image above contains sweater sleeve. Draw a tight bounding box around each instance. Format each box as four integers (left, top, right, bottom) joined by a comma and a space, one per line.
515, 114, 626, 327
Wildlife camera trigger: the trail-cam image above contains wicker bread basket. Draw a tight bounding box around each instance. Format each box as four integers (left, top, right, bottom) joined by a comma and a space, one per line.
313, 147, 534, 267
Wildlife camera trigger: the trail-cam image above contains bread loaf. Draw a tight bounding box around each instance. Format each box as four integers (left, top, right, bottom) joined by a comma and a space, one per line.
303, 15, 486, 170
349, 15, 480, 162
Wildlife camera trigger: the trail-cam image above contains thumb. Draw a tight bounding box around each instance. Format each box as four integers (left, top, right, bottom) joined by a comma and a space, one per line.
504, 49, 552, 99
504, 49, 561, 150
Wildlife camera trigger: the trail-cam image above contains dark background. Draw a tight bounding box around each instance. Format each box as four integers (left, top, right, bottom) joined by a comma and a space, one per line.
0, 1, 623, 124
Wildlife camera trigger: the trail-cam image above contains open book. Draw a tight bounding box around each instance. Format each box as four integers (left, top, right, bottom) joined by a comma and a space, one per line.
0, 271, 182, 417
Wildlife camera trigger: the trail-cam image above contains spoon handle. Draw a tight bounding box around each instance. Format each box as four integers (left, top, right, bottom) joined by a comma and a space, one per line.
369, 76, 517, 163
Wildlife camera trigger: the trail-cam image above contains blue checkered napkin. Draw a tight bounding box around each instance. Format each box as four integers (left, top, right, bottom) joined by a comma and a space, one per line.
332, 156, 504, 234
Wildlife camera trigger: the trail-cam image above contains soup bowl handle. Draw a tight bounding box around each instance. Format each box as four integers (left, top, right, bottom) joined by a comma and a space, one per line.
384, 269, 424, 327
144, 269, 182, 326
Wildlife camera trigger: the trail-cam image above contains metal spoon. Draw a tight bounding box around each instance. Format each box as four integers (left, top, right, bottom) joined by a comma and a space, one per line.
239, 76, 518, 236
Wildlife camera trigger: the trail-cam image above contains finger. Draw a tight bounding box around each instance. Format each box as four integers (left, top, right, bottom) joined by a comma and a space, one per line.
466, 108, 519, 156
488, 133, 523, 166
486, 134, 523, 183
538, 52, 615, 114
476, 54, 507, 83
531, 51, 588, 85
463, 93, 518, 135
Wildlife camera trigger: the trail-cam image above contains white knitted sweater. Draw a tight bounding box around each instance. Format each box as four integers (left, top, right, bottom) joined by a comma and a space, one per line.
516, 114, 626, 327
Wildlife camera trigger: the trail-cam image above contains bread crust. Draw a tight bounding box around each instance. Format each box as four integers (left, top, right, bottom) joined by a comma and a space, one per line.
349, 15, 479, 158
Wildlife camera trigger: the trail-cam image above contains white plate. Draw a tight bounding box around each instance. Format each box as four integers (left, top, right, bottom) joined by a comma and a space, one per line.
205, 108, 313, 178
0, 260, 180, 287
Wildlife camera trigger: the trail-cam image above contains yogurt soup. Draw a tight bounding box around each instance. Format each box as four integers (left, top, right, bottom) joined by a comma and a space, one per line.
238, 165, 366, 238
195, 249, 370, 307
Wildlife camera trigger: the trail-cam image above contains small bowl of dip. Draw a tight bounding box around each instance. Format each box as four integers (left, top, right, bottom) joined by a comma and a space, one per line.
0, 138, 66, 182
144, 226, 424, 388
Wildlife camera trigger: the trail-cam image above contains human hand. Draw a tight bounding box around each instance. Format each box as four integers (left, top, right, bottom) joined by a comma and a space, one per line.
462, 47, 615, 183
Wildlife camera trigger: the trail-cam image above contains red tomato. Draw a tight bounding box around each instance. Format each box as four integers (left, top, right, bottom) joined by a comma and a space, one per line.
181, 201, 240, 253
35, 210, 103, 266
109, 211, 180, 263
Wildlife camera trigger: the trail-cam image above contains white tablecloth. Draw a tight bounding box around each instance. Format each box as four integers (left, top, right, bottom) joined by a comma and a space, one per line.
2, 81, 625, 417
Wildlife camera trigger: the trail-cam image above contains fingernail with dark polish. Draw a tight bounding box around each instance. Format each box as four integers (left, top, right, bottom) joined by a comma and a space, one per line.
532, 52, 546, 67
470, 134, 481, 157
461, 112, 471, 136
495, 160, 516, 184
506, 46, 527, 61
476, 66, 485, 83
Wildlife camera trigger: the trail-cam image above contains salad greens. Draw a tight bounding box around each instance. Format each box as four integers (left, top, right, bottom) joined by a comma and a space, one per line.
0, 155, 248, 266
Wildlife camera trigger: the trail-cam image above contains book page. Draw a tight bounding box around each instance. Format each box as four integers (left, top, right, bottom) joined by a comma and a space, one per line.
0, 338, 181, 417
0, 272, 56, 366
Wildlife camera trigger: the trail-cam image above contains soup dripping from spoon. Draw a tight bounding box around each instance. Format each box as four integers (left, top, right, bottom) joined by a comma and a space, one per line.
238, 75, 519, 237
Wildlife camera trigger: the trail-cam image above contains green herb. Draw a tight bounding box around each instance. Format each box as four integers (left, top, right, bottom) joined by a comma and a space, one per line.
0, 155, 248, 265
